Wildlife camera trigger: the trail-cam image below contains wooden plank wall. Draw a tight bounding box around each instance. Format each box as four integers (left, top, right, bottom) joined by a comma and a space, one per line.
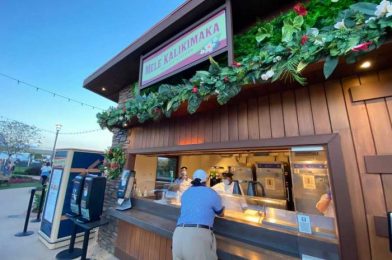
127, 68, 392, 260
115, 221, 172, 260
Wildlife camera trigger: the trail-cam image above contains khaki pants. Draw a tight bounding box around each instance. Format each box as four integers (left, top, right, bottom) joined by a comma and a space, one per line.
172, 227, 217, 260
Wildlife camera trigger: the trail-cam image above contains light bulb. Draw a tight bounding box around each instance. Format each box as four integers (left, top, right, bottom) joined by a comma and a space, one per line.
359, 61, 372, 69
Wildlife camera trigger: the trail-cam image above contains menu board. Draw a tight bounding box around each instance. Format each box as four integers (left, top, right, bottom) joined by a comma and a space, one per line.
43, 168, 63, 223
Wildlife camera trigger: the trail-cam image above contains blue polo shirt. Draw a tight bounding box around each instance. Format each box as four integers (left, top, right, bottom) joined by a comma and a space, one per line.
40, 166, 52, 177
177, 186, 223, 227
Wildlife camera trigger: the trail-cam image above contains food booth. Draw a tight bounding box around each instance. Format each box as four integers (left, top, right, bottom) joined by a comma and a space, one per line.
83, 0, 392, 259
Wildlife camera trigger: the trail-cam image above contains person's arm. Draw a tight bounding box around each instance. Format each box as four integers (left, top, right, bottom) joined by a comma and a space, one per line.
215, 207, 225, 217
316, 194, 331, 214
212, 192, 225, 217
240, 197, 248, 211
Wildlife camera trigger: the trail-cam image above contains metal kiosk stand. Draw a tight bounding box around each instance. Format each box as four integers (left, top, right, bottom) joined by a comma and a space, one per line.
56, 217, 108, 260
57, 174, 107, 259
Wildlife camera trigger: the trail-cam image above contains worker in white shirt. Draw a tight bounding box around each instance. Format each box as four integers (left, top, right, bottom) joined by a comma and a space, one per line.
212, 172, 247, 211
174, 166, 191, 193
212, 172, 236, 194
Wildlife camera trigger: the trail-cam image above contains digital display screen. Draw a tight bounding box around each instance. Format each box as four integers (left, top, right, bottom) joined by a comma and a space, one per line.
43, 168, 63, 223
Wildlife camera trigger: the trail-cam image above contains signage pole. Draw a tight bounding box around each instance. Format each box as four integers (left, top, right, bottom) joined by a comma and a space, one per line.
51, 124, 62, 166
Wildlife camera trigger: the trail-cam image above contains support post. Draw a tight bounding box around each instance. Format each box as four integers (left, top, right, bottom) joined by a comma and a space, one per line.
15, 188, 36, 237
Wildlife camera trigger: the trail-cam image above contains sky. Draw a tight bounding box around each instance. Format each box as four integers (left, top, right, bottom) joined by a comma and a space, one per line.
0, 0, 185, 151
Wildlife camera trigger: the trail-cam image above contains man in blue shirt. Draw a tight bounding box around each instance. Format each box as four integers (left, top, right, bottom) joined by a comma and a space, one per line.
173, 169, 224, 260
40, 162, 52, 185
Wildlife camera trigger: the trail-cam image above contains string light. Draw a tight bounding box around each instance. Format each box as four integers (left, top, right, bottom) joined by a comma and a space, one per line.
0, 72, 105, 111
0, 114, 104, 136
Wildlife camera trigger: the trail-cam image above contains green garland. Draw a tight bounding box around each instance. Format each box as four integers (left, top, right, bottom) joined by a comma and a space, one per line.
97, 0, 392, 130
100, 146, 126, 179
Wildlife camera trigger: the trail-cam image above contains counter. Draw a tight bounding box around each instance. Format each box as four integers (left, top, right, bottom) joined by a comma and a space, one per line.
109, 198, 340, 260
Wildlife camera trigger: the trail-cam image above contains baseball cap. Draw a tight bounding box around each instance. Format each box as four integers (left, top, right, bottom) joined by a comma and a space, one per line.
222, 172, 234, 178
193, 169, 207, 182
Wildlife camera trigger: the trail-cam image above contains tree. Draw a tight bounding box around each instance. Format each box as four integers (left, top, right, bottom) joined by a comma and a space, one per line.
0, 119, 41, 158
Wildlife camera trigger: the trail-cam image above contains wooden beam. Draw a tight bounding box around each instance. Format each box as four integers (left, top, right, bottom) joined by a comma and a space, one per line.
127, 134, 336, 154
365, 155, 392, 174
373, 216, 389, 238
350, 82, 392, 102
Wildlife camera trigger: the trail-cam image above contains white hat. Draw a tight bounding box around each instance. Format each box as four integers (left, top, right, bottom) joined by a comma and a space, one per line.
193, 169, 207, 182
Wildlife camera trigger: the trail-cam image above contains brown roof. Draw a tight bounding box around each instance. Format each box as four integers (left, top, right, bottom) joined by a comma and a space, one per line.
83, 0, 293, 102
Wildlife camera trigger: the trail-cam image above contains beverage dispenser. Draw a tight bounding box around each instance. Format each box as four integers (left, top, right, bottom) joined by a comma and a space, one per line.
255, 162, 293, 209
79, 176, 106, 222
232, 166, 253, 195
291, 161, 329, 215
70, 175, 85, 216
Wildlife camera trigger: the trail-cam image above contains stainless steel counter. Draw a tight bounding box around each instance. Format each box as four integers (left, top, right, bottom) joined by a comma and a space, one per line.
109, 198, 341, 259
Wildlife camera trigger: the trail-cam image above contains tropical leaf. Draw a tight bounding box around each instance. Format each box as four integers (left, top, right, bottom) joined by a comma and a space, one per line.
256, 24, 273, 43
350, 2, 377, 16
323, 56, 339, 79
187, 94, 202, 114
297, 61, 308, 73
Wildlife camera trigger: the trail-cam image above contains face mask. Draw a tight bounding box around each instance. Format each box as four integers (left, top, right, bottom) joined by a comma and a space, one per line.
223, 179, 230, 186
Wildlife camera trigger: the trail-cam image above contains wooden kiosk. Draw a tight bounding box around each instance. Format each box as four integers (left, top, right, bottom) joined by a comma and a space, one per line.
84, 1, 392, 259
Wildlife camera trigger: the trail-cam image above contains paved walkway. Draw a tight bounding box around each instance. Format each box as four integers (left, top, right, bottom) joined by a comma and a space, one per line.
0, 187, 117, 260
0, 187, 63, 260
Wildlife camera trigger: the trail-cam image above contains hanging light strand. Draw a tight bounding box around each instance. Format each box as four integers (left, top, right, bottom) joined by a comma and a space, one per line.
0, 114, 104, 135
0, 72, 104, 111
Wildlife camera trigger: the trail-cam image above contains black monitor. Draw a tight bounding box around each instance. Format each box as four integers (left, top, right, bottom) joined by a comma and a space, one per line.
117, 170, 131, 199
80, 176, 106, 222
70, 175, 85, 216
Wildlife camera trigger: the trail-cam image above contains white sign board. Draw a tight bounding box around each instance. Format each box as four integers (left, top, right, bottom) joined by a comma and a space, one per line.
302, 254, 325, 260
297, 214, 312, 234
43, 168, 63, 223
302, 175, 316, 190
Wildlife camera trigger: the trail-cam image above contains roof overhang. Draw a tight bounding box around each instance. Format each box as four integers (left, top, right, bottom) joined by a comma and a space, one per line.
83, 0, 294, 102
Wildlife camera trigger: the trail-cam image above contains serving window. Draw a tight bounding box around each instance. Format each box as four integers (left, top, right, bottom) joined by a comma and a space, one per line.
134, 145, 338, 242
156, 156, 178, 182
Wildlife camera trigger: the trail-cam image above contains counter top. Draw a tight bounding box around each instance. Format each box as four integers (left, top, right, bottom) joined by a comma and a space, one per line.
108, 208, 175, 238
108, 198, 340, 260
108, 207, 298, 260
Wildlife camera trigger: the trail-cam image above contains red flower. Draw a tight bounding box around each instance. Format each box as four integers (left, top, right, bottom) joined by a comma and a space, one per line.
232, 61, 241, 68
294, 3, 307, 16
352, 41, 373, 52
223, 76, 229, 83
301, 35, 309, 45
192, 85, 198, 93
110, 162, 119, 169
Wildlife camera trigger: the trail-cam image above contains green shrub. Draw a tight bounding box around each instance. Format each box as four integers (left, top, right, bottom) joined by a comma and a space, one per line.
33, 187, 47, 212
12, 166, 27, 175
24, 166, 41, 176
